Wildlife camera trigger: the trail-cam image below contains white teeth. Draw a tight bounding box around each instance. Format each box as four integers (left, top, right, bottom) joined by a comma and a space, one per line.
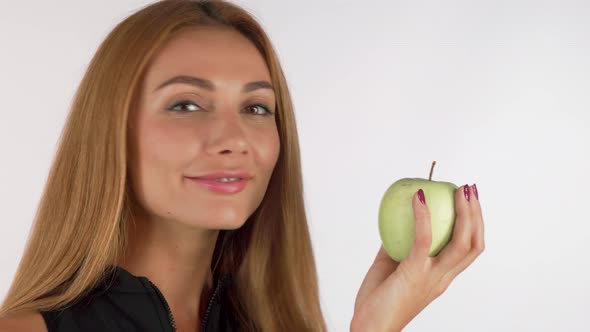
214, 177, 241, 182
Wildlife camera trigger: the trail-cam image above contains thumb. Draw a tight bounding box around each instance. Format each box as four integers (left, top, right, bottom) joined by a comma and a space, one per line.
409, 189, 432, 259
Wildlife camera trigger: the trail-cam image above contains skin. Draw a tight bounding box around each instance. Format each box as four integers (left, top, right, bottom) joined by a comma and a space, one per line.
351, 185, 485, 331
0, 26, 281, 332
0, 27, 485, 332
119, 26, 281, 331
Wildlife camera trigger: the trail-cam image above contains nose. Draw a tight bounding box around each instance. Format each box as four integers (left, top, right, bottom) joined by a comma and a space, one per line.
205, 112, 249, 156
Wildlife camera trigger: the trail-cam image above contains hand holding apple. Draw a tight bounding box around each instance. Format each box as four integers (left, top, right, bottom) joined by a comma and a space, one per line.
379, 161, 458, 261
350, 164, 485, 332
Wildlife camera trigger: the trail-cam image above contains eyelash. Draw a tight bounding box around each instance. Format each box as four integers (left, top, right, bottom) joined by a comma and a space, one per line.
166, 100, 274, 116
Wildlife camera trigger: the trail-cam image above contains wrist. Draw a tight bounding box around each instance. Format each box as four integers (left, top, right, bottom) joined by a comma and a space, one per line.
350, 308, 404, 332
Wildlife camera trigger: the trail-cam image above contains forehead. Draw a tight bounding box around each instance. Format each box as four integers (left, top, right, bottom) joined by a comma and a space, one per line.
143, 27, 271, 90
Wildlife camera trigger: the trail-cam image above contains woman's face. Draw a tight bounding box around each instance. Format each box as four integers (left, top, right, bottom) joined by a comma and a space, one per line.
128, 27, 280, 230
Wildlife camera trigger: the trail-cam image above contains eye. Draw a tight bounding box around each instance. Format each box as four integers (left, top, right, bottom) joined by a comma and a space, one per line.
244, 104, 274, 116
167, 100, 200, 112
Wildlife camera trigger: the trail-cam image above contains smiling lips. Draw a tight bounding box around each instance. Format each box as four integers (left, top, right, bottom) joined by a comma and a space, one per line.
186, 171, 252, 194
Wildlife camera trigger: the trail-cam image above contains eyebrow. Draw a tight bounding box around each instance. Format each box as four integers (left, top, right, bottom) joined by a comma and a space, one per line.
154, 75, 275, 94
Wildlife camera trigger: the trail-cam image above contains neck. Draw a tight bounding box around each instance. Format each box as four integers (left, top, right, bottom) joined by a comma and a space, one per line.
117, 211, 220, 323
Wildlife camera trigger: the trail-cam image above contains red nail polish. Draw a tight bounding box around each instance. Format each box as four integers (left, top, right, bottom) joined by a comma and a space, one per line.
418, 189, 426, 205
473, 184, 479, 200
463, 184, 470, 201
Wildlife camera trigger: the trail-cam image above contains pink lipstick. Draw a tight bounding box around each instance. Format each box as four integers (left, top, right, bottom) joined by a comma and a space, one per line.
186, 171, 251, 194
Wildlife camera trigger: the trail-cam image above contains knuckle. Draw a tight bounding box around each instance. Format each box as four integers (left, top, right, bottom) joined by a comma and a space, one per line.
416, 232, 431, 246
455, 241, 471, 255
470, 211, 480, 224
416, 209, 431, 222
477, 242, 485, 254
434, 279, 450, 298
436, 284, 448, 298
473, 204, 483, 217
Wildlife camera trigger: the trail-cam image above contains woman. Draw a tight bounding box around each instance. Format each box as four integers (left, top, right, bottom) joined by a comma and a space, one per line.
0, 0, 485, 331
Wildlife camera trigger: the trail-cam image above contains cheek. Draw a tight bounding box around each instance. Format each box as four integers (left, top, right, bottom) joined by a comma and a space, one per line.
137, 118, 197, 171
254, 126, 280, 172
130, 117, 199, 209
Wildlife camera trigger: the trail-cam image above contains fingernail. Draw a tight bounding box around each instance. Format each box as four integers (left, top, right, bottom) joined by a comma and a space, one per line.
463, 184, 471, 202
472, 184, 479, 200
418, 189, 426, 205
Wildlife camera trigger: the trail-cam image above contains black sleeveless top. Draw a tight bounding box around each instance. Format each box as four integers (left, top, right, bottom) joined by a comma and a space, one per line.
40, 266, 237, 332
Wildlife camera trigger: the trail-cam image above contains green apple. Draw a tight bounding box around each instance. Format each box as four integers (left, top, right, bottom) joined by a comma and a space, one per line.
378, 162, 458, 262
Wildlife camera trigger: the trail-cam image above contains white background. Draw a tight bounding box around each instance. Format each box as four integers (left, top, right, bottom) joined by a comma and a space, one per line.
1, 0, 589, 331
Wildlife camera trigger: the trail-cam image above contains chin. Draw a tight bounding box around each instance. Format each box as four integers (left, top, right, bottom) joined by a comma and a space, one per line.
217, 219, 248, 230
180, 208, 252, 231
172, 217, 246, 231
214, 212, 251, 230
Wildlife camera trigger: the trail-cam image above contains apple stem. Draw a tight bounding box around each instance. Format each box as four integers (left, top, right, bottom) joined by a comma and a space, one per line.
429, 161, 436, 181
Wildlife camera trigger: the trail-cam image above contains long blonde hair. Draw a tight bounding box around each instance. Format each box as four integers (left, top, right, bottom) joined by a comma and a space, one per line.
0, 1, 327, 330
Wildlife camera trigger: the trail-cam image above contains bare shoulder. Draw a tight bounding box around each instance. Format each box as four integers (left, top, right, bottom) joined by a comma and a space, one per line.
0, 311, 47, 332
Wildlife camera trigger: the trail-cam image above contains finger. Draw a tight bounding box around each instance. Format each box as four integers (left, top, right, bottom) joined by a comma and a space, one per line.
372, 245, 400, 276
471, 184, 485, 254
408, 189, 432, 260
430, 185, 486, 298
374, 244, 400, 269
434, 185, 485, 291
434, 184, 473, 269
433, 246, 480, 299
